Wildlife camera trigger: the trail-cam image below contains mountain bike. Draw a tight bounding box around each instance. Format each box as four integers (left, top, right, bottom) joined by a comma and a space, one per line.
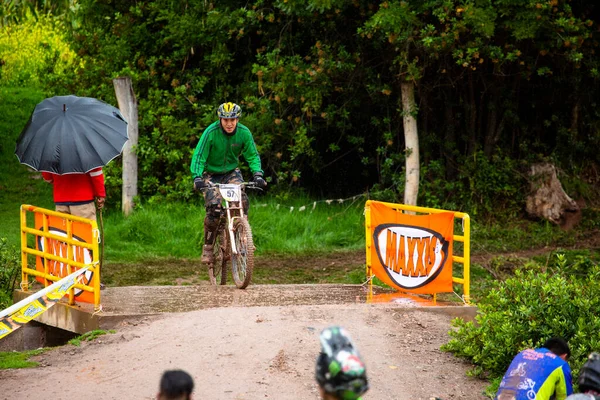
204, 182, 259, 289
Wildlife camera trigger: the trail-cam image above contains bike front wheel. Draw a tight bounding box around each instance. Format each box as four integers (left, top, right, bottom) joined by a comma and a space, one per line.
231, 218, 254, 289
208, 229, 227, 286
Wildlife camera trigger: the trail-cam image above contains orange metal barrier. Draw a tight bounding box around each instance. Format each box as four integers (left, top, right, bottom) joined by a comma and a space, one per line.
19, 205, 101, 311
365, 200, 471, 304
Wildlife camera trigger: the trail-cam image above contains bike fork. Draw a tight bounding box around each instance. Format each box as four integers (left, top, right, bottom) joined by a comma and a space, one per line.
226, 211, 247, 255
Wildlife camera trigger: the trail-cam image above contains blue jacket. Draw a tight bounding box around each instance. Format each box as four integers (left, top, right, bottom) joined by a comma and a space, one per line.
496, 348, 573, 400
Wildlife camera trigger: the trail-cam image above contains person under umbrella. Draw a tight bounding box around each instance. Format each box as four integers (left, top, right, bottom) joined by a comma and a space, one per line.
16, 95, 128, 291
41, 167, 106, 221
15, 95, 128, 221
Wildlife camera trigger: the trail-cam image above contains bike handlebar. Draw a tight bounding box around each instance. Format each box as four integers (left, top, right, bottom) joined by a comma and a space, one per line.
202, 182, 263, 191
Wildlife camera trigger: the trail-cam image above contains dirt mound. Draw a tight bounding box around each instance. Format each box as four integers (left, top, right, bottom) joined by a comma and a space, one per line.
0, 303, 487, 400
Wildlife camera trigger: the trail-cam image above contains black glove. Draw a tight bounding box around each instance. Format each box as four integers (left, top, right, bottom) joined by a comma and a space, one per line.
194, 177, 208, 191
253, 172, 267, 189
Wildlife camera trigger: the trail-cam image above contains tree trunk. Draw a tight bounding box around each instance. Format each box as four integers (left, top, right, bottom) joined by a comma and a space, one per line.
526, 163, 579, 228
401, 81, 419, 208
571, 99, 580, 140
443, 97, 457, 181
483, 98, 506, 158
112, 77, 139, 216
483, 99, 497, 158
467, 74, 477, 155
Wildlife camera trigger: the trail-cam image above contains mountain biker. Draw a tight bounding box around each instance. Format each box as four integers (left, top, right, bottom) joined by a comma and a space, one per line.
566, 352, 600, 400
496, 337, 574, 400
315, 326, 369, 400
190, 102, 267, 264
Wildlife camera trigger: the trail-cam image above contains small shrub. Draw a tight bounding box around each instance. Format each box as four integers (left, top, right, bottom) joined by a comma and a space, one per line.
0, 238, 20, 309
0, 15, 79, 87
455, 151, 526, 221
442, 254, 600, 391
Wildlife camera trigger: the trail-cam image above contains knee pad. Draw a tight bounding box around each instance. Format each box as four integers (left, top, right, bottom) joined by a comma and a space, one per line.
206, 205, 222, 225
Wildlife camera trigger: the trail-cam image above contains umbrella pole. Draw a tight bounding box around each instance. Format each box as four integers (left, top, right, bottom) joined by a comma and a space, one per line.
98, 207, 105, 290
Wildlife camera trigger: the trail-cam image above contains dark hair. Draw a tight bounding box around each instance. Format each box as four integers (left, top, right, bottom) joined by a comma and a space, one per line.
159, 370, 194, 400
543, 337, 571, 359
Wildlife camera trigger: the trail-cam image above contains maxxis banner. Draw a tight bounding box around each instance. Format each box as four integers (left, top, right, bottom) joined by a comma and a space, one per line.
368, 201, 454, 294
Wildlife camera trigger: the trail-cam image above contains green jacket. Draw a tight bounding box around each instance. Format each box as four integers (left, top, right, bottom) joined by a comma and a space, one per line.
190, 120, 263, 178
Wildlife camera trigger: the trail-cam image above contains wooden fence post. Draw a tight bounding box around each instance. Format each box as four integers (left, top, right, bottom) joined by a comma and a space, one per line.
112, 77, 138, 216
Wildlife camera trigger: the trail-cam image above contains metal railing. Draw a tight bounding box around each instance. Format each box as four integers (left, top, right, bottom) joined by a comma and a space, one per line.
20, 205, 101, 311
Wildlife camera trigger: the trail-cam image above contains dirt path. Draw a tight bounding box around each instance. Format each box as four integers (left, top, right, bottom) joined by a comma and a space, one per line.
4, 235, 600, 400
0, 302, 488, 400
11, 238, 598, 400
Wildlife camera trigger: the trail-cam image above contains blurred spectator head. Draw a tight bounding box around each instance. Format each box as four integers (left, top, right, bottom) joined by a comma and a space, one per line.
158, 369, 194, 400
543, 337, 571, 361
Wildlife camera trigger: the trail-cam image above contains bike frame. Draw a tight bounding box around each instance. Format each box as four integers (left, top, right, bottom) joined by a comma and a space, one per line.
216, 183, 246, 256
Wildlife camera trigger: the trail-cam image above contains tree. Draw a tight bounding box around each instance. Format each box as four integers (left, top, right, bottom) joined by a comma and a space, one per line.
401, 81, 419, 206
36, 0, 599, 215
0, 0, 79, 27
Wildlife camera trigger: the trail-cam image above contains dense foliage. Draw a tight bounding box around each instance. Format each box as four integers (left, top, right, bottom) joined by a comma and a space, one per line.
0, 14, 78, 87
1, 1, 599, 217
0, 238, 20, 309
442, 253, 600, 392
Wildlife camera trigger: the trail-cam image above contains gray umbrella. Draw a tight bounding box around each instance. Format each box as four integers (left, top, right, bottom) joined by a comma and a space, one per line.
15, 95, 128, 174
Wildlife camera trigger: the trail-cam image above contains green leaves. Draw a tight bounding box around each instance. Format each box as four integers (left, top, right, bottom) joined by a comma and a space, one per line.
443, 254, 600, 391
0, 238, 20, 309
0, 15, 78, 87
5, 0, 596, 209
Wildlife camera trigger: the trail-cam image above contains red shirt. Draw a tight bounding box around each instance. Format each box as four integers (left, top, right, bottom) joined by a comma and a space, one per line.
42, 167, 106, 205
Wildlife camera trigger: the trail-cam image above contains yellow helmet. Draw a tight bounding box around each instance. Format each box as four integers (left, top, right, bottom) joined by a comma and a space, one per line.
217, 102, 242, 119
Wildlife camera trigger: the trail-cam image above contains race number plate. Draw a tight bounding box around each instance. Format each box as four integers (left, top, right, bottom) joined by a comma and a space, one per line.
218, 184, 240, 202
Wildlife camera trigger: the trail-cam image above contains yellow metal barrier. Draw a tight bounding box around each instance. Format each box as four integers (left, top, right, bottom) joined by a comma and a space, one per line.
20, 205, 101, 311
365, 201, 471, 304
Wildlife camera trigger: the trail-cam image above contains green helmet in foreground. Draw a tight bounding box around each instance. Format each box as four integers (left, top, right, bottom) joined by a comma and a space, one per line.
315, 326, 369, 400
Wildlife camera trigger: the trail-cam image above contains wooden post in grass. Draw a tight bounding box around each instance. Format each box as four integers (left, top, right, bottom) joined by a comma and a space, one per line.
113, 76, 138, 216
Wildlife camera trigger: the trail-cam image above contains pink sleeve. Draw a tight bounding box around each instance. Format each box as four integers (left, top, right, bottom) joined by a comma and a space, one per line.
88, 168, 106, 197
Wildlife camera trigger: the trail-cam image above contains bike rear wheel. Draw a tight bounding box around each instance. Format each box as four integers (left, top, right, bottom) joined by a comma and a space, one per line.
208, 229, 227, 285
231, 218, 254, 289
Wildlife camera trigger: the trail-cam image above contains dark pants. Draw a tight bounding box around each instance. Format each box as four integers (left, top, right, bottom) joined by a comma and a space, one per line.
202, 169, 249, 245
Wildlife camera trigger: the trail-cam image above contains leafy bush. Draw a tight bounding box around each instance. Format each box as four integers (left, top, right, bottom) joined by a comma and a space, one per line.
0, 237, 20, 309
0, 14, 79, 87
454, 151, 526, 220
7, 0, 597, 223
442, 254, 600, 392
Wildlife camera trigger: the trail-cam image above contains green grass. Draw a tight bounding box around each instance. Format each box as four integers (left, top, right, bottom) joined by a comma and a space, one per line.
0, 330, 115, 370
101, 195, 366, 263
0, 348, 48, 369
68, 329, 116, 346
98, 197, 367, 286
0, 87, 54, 248
471, 220, 570, 252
